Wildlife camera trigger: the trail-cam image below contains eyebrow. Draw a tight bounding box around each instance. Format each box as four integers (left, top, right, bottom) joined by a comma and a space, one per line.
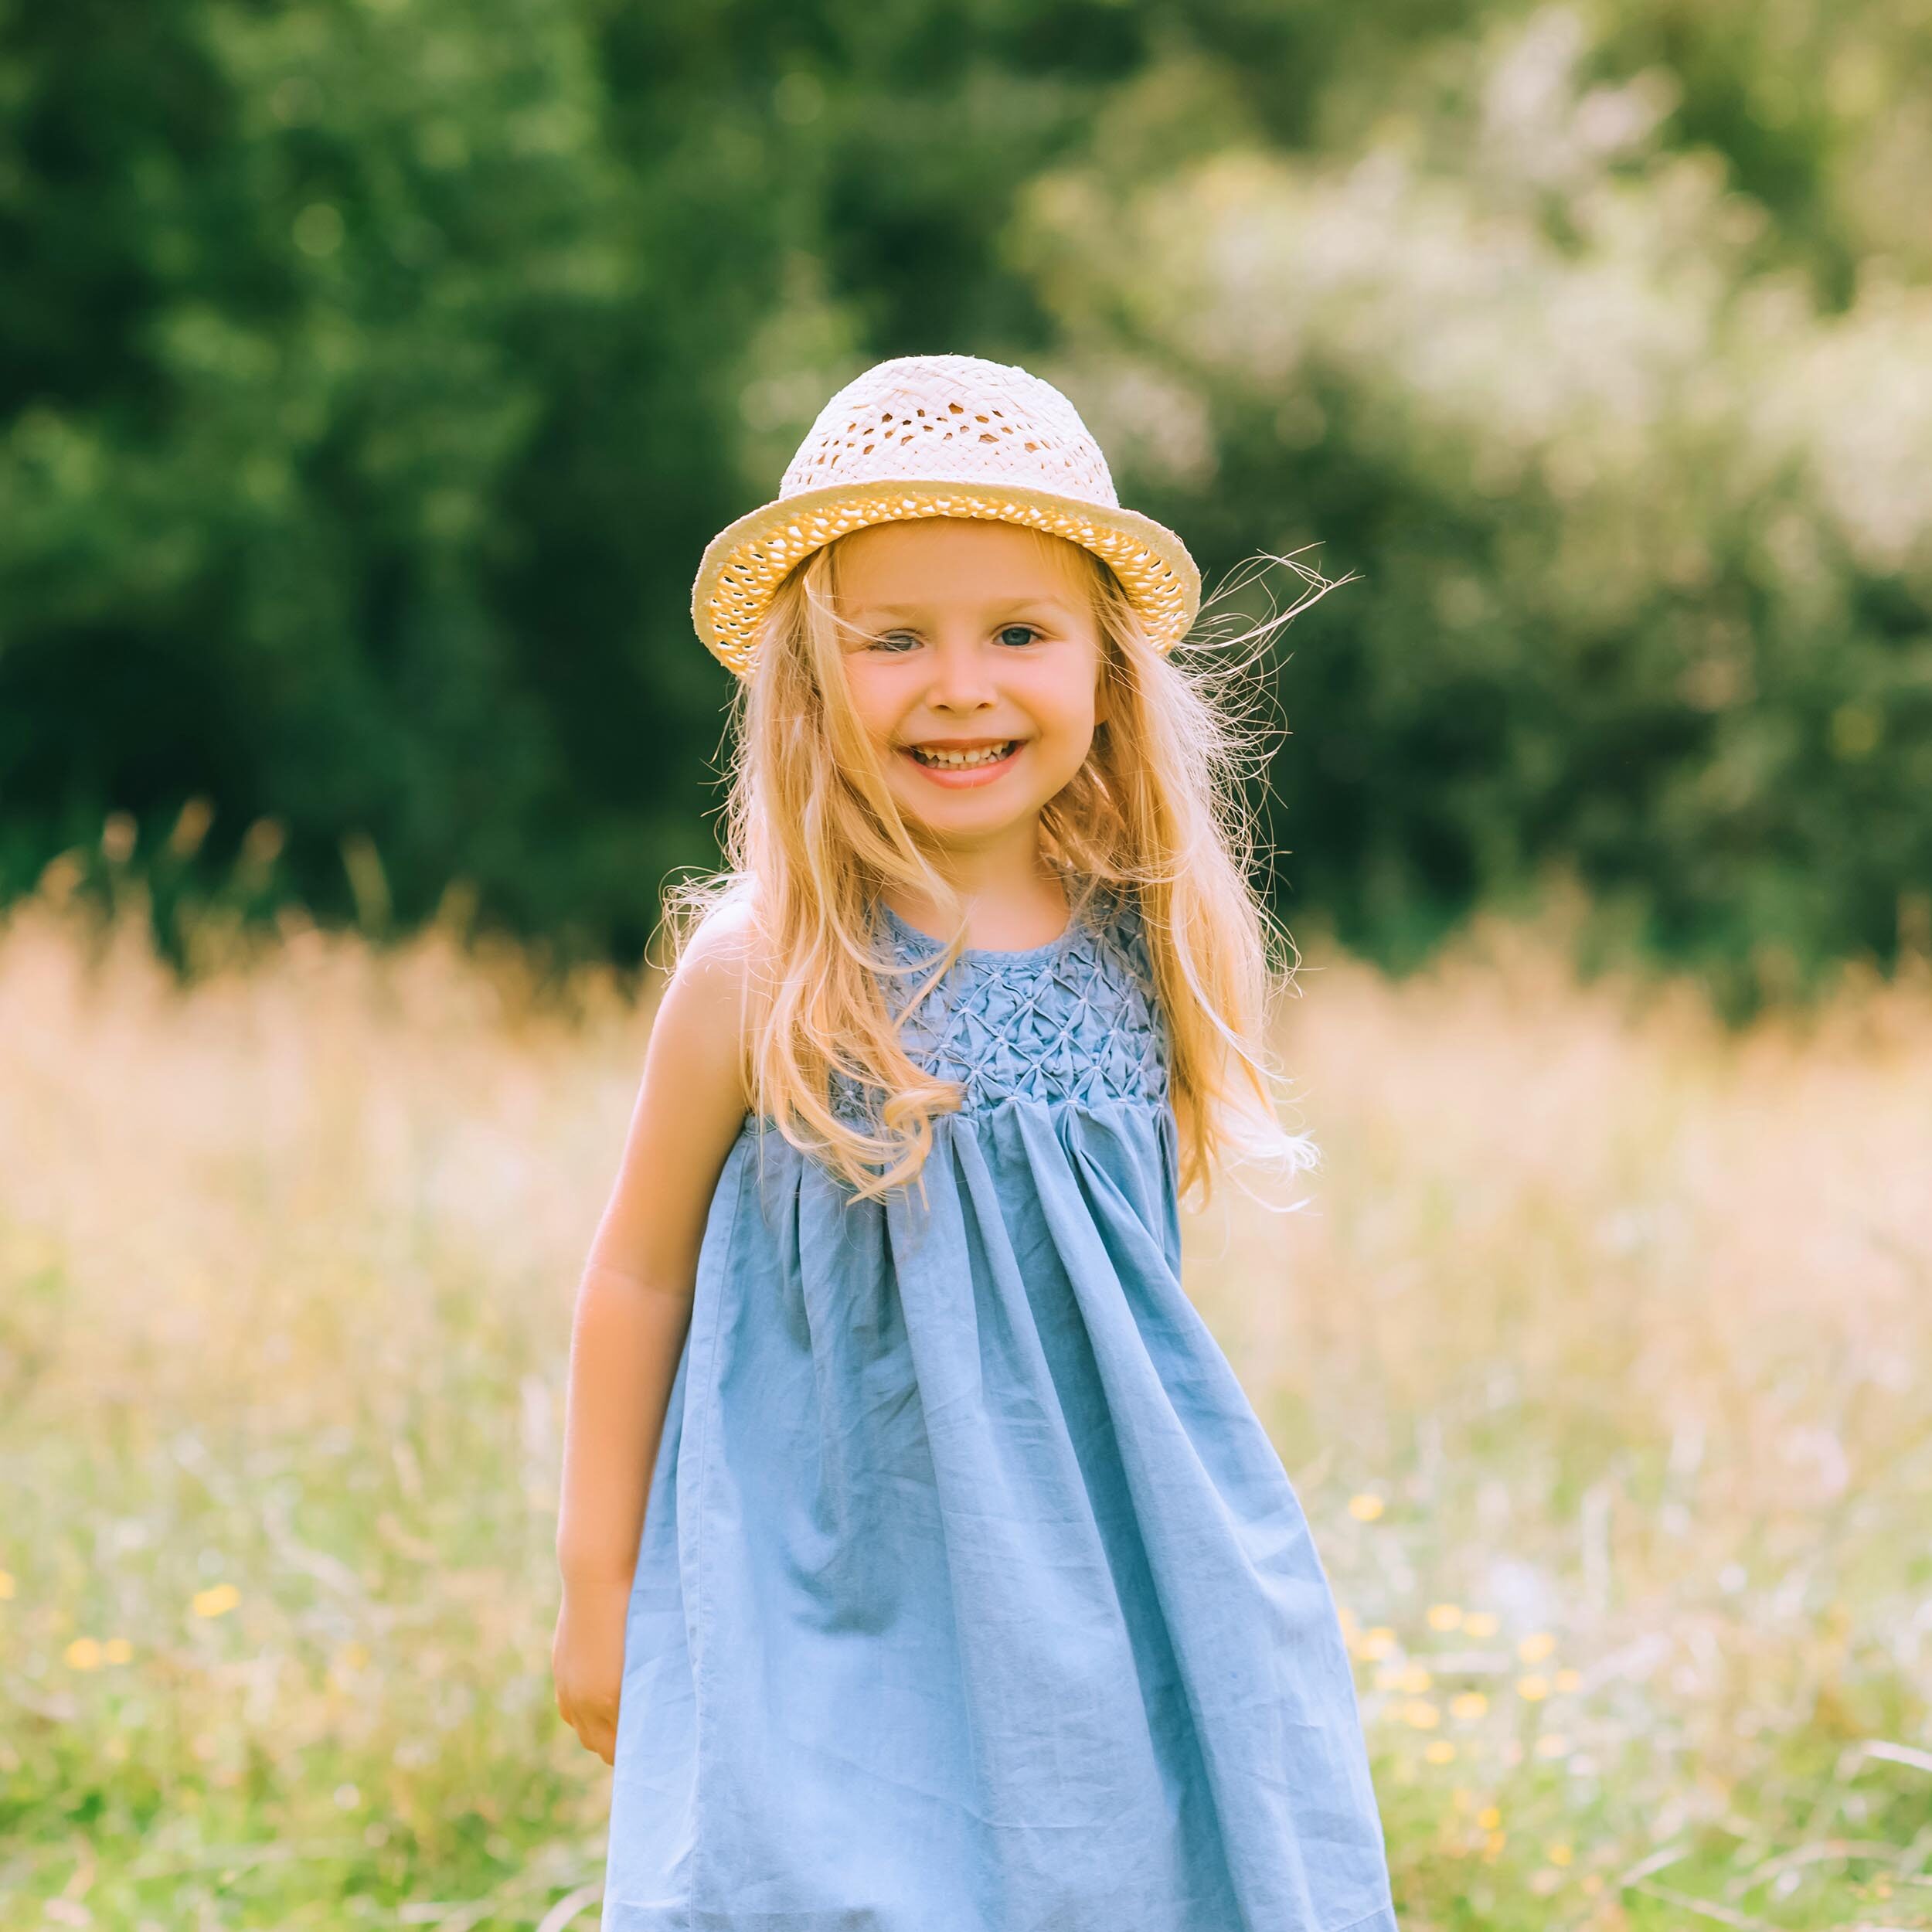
846, 596, 1080, 622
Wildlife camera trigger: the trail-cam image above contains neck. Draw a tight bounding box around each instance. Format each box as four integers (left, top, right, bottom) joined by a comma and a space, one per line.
887, 821, 1070, 949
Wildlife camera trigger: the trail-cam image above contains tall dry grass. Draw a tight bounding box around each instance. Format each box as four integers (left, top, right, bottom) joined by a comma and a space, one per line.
1, 872, 1927, 1930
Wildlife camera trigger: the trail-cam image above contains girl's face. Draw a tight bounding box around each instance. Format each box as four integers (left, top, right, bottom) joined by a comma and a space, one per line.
832, 519, 1108, 853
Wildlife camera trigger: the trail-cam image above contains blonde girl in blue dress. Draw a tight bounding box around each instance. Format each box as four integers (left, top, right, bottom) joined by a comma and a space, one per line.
552, 353, 1400, 1931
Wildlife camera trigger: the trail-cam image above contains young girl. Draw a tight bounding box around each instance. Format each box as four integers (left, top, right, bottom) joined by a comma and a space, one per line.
553, 354, 1400, 1931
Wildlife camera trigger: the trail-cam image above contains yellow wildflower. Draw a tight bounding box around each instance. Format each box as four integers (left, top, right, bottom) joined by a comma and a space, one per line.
1516, 1631, 1556, 1663
1477, 1806, 1502, 1830
1554, 1668, 1582, 1692
1400, 1664, 1434, 1693
104, 1638, 133, 1665
1347, 1493, 1385, 1522
65, 1637, 104, 1669
192, 1583, 240, 1618
1403, 1699, 1441, 1730
1426, 1602, 1462, 1631
1423, 1740, 1456, 1764
1462, 1611, 1499, 1637
1449, 1691, 1488, 1720
1548, 1843, 1573, 1866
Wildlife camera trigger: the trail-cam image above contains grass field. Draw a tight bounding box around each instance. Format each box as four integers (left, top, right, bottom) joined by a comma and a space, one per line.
2, 875, 1927, 1930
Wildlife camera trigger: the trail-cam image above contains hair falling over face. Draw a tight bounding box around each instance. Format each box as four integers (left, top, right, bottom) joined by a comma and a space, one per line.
660, 528, 1349, 1209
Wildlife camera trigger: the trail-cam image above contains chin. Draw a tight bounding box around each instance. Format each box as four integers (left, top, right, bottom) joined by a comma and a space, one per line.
895, 791, 1044, 837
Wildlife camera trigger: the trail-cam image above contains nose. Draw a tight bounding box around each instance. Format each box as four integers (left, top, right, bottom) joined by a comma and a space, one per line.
924, 635, 998, 714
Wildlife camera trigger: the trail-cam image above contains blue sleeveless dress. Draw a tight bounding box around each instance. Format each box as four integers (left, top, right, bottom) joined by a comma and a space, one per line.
603, 886, 1399, 1932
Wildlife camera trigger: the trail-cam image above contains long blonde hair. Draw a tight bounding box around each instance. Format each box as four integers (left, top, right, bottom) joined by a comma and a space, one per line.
662, 522, 1345, 1209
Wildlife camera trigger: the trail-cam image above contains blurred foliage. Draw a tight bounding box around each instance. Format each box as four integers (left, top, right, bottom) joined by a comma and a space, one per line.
2, 0, 1930, 1009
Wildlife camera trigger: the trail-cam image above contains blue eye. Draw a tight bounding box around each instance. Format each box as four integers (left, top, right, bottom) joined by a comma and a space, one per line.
865, 625, 1039, 653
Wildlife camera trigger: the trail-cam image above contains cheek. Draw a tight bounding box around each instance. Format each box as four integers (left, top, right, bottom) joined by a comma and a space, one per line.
1035, 675, 1101, 742
838, 664, 900, 741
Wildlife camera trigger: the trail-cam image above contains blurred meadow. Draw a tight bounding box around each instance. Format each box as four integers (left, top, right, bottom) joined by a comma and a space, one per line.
3, 873, 1928, 1928
6, 0, 1932, 1925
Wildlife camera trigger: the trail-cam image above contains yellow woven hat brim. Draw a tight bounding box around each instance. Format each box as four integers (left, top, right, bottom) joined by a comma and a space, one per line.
691, 476, 1202, 677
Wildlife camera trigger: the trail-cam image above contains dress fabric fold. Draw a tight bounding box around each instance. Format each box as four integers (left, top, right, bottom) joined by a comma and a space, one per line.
603, 887, 1400, 1932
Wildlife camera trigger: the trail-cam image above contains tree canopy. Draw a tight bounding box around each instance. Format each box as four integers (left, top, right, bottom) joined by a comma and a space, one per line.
5, 0, 1928, 1010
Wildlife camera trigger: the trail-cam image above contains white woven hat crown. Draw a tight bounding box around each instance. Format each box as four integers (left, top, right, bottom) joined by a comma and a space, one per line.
691, 352, 1201, 675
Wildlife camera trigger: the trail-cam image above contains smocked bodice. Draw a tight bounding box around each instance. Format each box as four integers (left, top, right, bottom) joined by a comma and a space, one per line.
866, 889, 1172, 1117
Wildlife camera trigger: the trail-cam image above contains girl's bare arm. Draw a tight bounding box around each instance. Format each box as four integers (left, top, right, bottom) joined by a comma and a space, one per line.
553, 904, 755, 1760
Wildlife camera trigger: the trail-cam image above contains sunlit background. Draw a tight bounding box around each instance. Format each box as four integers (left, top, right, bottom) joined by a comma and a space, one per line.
4, 2, 1930, 1926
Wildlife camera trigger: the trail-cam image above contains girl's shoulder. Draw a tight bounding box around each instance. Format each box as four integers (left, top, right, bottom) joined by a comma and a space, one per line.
674, 889, 764, 981
660, 890, 769, 1069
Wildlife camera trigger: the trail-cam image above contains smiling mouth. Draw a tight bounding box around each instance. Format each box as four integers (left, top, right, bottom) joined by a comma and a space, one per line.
906, 740, 1018, 769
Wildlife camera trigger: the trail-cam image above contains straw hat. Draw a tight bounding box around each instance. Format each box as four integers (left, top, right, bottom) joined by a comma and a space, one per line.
691, 353, 1201, 675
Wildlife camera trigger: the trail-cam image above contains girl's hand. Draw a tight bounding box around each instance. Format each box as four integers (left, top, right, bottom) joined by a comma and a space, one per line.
553, 1576, 631, 1765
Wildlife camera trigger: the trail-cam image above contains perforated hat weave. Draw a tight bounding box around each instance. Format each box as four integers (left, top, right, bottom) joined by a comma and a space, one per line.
691, 353, 1202, 675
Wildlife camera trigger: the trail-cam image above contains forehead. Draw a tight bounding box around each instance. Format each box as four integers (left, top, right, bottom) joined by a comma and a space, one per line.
833, 518, 1093, 614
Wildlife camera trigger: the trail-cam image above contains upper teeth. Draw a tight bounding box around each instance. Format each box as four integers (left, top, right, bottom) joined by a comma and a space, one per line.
912, 742, 1013, 767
